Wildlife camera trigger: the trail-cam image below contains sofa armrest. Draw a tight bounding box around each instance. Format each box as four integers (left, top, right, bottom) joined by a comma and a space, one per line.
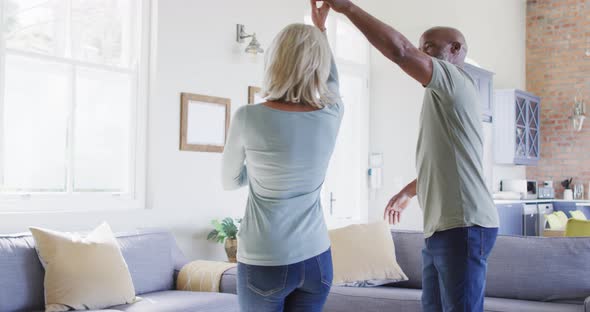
219, 267, 238, 295
585, 296, 590, 312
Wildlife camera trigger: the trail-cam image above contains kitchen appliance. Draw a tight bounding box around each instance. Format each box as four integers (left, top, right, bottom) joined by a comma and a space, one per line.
523, 204, 539, 237
526, 180, 538, 199
523, 203, 554, 236
538, 203, 554, 233
501, 179, 527, 199
493, 192, 523, 200
538, 181, 555, 199
538, 187, 555, 199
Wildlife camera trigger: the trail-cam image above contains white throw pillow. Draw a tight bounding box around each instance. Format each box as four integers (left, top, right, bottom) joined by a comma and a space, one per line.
329, 221, 408, 287
30, 223, 138, 312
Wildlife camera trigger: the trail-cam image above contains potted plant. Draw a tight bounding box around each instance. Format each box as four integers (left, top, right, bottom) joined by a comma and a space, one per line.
207, 218, 241, 263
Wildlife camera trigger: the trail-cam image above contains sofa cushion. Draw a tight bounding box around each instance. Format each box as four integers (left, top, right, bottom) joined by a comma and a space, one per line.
389, 230, 590, 303
117, 230, 177, 295
31, 310, 122, 312
485, 235, 590, 302
388, 231, 424, 289
110, 291, 239, 312
329, 222, 408, 286
324, 287, 582, 312
484, 297, 581, 312
324, 286, 422, 312
220, 267, 238, 294
0, 229, 182, 312
30, 224, 138, 312
0, 234, 45, 312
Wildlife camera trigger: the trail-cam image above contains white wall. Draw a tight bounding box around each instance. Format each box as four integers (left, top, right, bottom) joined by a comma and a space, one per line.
0, 0, 528, 258
0, 0, 310, 261
366, 0, 528, 229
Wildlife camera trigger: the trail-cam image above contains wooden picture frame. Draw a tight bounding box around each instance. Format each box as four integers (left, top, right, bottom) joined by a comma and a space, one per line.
248, 86, 263, 104
180, 93, 231, 153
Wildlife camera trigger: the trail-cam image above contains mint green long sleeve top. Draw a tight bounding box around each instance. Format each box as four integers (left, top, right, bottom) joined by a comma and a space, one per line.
222, 58, 343, 266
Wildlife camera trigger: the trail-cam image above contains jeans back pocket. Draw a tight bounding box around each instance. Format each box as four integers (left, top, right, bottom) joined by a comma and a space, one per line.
246, 264, 289, 297
316, 249, 334, 287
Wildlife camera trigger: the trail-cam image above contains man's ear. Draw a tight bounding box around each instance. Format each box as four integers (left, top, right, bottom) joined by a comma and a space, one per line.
450, 42, 462, 54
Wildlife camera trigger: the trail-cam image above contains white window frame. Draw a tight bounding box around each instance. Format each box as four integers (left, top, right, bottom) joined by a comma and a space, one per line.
0, 0, 151, 212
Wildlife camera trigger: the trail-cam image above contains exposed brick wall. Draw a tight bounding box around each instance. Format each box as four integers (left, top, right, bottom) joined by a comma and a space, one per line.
526, 0, 590, 199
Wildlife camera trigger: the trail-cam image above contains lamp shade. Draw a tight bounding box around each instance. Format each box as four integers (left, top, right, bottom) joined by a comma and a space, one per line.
245, 34, 264, 54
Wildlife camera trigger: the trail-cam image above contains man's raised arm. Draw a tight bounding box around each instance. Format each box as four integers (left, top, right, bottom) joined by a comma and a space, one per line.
319, 0, 433, 86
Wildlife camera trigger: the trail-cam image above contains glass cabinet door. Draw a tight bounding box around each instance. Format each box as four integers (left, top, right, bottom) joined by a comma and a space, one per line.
515, 96, 527, 160
527, 99, 540, 160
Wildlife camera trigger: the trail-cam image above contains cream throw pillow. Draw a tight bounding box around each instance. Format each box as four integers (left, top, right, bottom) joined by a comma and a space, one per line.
570, 210, 588, 221
329, 221, 408, 287
30, 223, 138, 312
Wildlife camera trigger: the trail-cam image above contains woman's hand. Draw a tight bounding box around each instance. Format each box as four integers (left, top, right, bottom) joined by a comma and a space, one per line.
310, 0, 330, 31
316, 0, 353, 14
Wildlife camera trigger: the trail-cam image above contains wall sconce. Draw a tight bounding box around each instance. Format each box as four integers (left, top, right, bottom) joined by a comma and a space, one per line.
569, 96, 586, 132
236, 24, 264, 55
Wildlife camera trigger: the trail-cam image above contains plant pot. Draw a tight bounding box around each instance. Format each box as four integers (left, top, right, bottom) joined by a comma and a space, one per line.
224, 239, 238, 263
564, 189, 574, 200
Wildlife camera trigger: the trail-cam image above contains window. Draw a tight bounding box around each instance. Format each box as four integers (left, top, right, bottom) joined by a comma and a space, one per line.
0, 0, 149, 211
304, 15, 370, 227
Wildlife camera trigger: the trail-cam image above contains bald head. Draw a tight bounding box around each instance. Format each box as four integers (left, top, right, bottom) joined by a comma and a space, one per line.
419, 27, 468, 66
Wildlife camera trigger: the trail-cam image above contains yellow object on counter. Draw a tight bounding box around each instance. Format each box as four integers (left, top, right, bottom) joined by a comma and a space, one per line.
569, 210, 588, 221
565, 219, 590, 237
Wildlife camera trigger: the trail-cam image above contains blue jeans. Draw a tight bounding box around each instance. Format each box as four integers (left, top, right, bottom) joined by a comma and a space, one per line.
237, 249, 333, 312
422, 226, 498, 312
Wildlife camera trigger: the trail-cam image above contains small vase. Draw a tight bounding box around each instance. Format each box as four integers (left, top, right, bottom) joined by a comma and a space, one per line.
563, 189, 574, 201
224, 239, 238, 263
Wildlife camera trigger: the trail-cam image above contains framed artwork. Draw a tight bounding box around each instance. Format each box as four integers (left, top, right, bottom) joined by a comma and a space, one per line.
248, 86, 264, 104
180, 93, 230, 153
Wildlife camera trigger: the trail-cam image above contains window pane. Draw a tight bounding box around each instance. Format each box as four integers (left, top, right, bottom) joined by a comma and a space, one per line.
2, 54, 70, 192
2, 0, 67, 56
73, 67, 132, 192
336, 20, 368, 65
71, 0, 139, 67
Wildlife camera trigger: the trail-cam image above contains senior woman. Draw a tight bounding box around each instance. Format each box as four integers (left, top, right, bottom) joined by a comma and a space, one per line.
221, 2, 343, 312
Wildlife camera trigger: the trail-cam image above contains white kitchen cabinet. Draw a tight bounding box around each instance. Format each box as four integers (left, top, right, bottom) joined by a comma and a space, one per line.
464, 63, 494, 122
494, 89, 541, 166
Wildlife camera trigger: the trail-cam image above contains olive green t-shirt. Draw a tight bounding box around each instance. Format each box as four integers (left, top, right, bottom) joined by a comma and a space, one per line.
416, 58, 499, 238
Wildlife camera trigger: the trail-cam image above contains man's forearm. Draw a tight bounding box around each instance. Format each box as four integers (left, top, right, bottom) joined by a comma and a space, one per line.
342, 3, 415, 63
404, 179, 418, 197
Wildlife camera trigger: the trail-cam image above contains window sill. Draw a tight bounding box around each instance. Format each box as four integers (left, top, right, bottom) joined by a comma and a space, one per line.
0, 194, 145, 214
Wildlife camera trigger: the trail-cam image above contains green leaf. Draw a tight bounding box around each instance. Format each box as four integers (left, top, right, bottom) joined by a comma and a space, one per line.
209, 217, 241, 242
207, 230, 218, 241
217, 234, 226, 243
212, 220, 224, 234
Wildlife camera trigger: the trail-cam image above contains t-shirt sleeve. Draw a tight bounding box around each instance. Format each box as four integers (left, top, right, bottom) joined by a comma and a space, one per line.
426, 57, 466, 95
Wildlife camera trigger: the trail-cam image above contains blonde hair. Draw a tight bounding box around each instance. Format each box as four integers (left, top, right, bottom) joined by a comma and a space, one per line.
263, 23, 333, 109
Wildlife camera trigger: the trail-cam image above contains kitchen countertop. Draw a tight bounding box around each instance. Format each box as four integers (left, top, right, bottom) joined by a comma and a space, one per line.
494, 199, 590, 205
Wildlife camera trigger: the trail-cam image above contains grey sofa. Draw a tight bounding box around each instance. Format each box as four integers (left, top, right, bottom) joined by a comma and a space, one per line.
220, 231, 590, 311
0, 229, 239, 312
321, 231, 590, 312
3, 229, 590, 312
